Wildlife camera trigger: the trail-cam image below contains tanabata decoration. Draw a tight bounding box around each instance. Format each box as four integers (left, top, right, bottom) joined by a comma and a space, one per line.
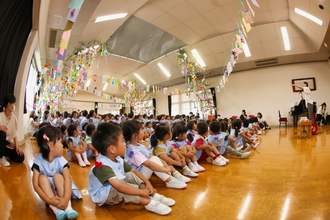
120, 79, 154, 107
176, 49, 213, 111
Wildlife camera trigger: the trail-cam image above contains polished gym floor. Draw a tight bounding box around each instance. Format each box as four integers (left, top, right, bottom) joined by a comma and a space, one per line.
1, 126, 330, 220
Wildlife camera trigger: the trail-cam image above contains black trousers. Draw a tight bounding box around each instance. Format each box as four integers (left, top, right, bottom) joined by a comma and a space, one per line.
307, 103, 314, 124
0, 131, 25, 163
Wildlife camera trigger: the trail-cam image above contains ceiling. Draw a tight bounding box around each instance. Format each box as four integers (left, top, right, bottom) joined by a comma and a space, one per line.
42, 0, 330, 97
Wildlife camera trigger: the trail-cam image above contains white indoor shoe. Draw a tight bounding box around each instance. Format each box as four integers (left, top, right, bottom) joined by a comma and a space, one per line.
151, 193, 175, 206
145, 200, 172, 215
0, 156, 10, 167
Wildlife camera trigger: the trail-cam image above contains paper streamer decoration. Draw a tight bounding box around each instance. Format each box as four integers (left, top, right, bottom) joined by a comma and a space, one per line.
242, 9, 254, 24
242, 18, 250, 33
102, 75, 106, 83
67, 9, 80, 22
69, 0, 85, 10
246, 0, 255, 17
146, 85, 150, 92
251, 0, 260, 8
92, 73, 97, 82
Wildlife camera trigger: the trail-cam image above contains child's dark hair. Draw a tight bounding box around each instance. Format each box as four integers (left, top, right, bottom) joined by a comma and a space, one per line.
220, 121, 228, 132
39, 122, 51, 129
60, 125, 67, 133
82, 122, 88, 131
197, 121, 208, 135
172, 123, 187, 140
37, 126, 62, 159
150, 123, 170, 148
209, 121, 220, 134
243, 119, 249, 128
86, 124, 96, 136
145, 121, 151, 127
88, 110, 95, 118
249, 117, 258, 123
187, 120, 196, 130
92, 122, 122, 155
68, 124, 78, 136
33, 115, 38, 121
122, 120, 142, 141
232, 119, 242, 137
2, 94, 16, 109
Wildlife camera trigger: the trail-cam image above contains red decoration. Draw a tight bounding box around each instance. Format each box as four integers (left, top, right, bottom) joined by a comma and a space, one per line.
95, 161, 102, 169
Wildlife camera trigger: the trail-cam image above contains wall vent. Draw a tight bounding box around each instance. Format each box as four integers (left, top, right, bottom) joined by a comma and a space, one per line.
255, 58, 278, 67
49, 29, 57, 48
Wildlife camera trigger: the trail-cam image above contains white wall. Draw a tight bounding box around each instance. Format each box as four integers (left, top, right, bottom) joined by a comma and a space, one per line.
155, 61, 330, 126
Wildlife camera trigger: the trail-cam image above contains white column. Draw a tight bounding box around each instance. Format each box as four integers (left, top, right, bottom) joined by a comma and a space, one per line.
14, 30, 39, 145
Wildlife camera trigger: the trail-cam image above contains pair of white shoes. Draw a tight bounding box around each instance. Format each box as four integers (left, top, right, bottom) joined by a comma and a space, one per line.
78, 160, 90, 167
212, 155, 228, 166
145, 193, 175, 215
188, 162, 205, 172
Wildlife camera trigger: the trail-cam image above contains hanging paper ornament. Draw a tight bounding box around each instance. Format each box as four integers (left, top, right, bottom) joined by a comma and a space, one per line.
92, 73, 97, 82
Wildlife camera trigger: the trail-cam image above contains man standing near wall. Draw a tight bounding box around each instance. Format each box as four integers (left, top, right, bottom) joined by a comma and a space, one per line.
292, 82, 314, 124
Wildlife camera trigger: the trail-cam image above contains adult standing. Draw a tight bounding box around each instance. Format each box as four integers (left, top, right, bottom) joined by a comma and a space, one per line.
0, 94, 25, 166
292, 82, 314, 124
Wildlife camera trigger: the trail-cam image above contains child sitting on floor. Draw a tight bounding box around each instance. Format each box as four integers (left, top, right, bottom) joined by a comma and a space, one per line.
67, 124, 90, 167
191, 121, 226, 166
85, 124, 98, 158
88, 123, 173, 215
171, 123, 205, 173
32, 126, 81, 220
215, 121, 251, 159
123, 120, 186, 189
151, 123, 192, 182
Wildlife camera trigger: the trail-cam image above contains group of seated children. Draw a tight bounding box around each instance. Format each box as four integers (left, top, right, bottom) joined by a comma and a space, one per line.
31, 112, 267, 219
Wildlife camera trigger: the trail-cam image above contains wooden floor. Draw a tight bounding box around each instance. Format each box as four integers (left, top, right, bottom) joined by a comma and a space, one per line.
1, 126, 330, 220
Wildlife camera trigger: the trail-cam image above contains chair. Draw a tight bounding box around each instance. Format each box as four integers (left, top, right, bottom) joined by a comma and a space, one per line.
231, 116, 238, 119
248, 115, 255, 118
279, 110, 288, 127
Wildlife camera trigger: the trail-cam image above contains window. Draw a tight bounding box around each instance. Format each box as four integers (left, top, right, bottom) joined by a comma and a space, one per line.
168, 89, 215, 117
25, 63, 39, 111
172, 103, 179, 116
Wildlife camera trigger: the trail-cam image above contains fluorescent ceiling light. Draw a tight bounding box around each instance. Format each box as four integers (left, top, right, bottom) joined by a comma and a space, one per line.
95, 13, 128, 23
134, 73, 146, 85
294, 8, 323, 26
157, 63, 171, 77
86, 80, 91, 87
242, 41, 251, 57
281, 27, 291, 51
102, 83, 108, 91
191, 49, 206, 67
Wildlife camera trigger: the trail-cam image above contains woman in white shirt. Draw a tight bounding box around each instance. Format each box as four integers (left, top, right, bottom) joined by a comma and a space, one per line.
0, 94, 24, 166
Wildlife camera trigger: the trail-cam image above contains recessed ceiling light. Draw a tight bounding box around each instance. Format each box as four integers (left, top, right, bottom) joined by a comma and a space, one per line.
281, 27, 291, 51
157, 63, 171, 77
191, 49, 206, 67
95, 13, 128, 23
134, 73, 147, 85
294, 8, 323, 26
